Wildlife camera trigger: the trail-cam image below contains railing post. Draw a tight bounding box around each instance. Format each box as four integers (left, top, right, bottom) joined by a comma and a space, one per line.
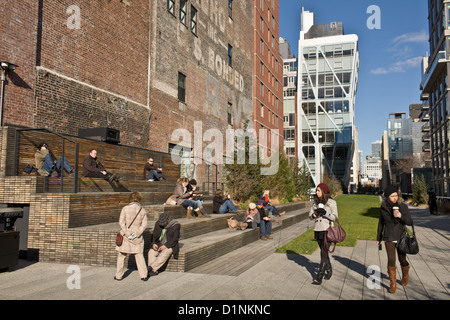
60, 137, 65, 192
74, 142, 79, 193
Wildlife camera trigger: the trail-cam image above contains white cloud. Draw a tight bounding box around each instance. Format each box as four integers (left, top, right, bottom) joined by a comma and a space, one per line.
392, 30, 428, 44
370, 56, 423, 75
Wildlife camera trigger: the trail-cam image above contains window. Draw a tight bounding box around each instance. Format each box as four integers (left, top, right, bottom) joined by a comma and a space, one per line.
190, 5, 197, 34
178, 72, 186, 102
260, 104, 264, 117
227, 103, 232, 125
228, 0, 233, 18
179, 0, 187, 25
228, 44, 232, 67
167, 0, 175, 15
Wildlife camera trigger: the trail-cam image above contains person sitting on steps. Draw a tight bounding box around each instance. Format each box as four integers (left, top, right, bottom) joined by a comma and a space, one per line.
213, 189, 238, 214
82, 149, 120, 183
34, 143, 74, 177
166, 178, 205, 219
144, 157, 165, 181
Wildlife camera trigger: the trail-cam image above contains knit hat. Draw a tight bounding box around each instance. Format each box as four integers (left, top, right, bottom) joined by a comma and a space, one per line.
249, 203, 256, 209
384, 186, 397, 198
317, 183, 330, 194
158, 213, 170, 226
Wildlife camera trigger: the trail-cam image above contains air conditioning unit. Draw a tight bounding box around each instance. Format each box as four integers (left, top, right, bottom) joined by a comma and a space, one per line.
78, 127, 120, 144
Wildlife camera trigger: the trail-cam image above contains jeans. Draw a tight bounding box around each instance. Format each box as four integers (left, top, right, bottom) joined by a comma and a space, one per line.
181, 199, 199, 210
42, 154, 73, 176
146, 170, 164, 181
265, 205, 279, 216
259, 220, 272, 237
219, 199, 237, 214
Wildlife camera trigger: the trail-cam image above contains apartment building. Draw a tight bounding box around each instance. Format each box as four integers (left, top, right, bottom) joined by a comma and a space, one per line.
297, 8, 360, 189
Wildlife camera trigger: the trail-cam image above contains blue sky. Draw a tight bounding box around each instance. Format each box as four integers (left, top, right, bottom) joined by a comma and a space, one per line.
279, 0, 429, 158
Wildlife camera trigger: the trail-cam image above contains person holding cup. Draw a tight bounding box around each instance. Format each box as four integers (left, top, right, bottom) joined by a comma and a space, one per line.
377, 186, 413, 294
309, 183, 338, 284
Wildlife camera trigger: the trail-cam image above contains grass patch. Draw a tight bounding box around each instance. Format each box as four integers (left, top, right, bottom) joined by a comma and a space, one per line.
276, 194, 381, 255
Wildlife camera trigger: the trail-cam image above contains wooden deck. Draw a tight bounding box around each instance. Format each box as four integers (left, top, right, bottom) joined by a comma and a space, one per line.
1, 206, 448, 300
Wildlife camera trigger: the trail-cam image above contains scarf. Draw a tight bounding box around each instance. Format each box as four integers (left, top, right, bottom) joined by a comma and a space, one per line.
158, 220, 179, 245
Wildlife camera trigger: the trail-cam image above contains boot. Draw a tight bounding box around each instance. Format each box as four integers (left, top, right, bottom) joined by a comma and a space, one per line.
196, 206, 208, 218
324, 261, 333, 280
313, 262, 325, 285
388, 266, 397, 293
401, 265, 410, 286
186, 207, 194, 219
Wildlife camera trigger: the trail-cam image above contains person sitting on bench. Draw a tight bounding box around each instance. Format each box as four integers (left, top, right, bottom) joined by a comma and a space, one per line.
82, 149, 119, 182
144, 157, 165, 181
34, 143, 74, 177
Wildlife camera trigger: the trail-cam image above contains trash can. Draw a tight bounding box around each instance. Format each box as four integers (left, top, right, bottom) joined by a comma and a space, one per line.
0, 231, 20, 270
0, 208, 23, 271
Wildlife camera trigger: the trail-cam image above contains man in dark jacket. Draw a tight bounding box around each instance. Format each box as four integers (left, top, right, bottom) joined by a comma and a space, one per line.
143, 157, 165, 181
147, 213, 180, 276
82, 149, 119, 182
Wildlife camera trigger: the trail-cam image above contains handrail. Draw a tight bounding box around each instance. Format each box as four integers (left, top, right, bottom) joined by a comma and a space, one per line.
181, 155, 219, 195
14, 128, 79, 193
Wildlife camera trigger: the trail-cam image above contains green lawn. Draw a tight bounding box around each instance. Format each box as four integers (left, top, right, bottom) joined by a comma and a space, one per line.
276, 194, 381, 255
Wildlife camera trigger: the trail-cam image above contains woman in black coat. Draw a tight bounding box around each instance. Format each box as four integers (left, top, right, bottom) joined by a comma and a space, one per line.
377, 186, 413, 294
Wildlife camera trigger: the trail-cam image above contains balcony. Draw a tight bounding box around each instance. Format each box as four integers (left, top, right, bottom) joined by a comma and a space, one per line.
422, 124, 430, 132
422, 132, 431, 142
421, 51, 448, 93
423, 142, 431, 152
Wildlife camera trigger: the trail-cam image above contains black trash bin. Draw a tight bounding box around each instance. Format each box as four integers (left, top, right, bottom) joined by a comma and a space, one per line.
0, 208, 23, 271
0, 231, 20, 270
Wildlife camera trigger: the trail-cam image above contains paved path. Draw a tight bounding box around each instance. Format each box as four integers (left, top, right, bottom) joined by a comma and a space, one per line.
0, 206, 449, 302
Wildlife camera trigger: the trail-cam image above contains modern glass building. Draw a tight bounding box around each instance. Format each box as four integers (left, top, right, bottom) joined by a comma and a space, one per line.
420, 0, 450, 199
297, 9, 359, 190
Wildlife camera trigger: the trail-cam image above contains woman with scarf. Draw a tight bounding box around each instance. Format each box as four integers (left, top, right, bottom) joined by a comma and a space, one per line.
309, 183, 338, 284
377, 186, 413, 294
238, 203, 261, 230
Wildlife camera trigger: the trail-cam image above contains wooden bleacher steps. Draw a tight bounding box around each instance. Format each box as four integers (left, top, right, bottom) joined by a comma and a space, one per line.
0, 126, 310, 273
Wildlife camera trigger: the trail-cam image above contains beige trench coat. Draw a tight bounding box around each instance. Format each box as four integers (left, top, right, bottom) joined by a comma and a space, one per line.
116, 202, 148, 254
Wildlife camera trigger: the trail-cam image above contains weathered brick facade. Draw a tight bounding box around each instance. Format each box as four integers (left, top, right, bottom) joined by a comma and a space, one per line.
1, 0, 254, 153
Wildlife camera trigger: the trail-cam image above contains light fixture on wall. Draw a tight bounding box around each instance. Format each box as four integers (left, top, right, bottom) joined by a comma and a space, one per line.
0, 61, 18, 126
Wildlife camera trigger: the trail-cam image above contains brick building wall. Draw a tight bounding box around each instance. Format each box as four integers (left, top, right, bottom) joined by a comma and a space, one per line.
2, 0, 254, 161
0, 0, 39, 127
1, 0, 151, 148
148, 0, 254, 186
253, 0, 284, 153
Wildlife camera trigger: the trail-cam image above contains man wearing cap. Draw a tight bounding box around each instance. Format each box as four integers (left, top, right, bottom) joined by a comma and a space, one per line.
147, 213, 180, 276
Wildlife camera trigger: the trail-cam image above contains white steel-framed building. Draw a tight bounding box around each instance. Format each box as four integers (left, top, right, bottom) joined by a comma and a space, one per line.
297, 9, 359, 190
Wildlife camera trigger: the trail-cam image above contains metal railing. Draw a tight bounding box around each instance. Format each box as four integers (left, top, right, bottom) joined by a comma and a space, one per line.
14, 128, 79, 193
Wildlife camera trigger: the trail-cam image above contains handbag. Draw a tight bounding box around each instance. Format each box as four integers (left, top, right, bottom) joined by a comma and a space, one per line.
116, 207, 142, 246
227, 216, 238, 228
397, 224, 419, 255
165, 195, 177, 205
326, 218, 346, 253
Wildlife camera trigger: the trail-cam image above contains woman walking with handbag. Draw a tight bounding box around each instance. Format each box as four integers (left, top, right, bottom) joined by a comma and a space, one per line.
377, 186, 413, 293
309, 183, 338, 284
115, 192, 149, 281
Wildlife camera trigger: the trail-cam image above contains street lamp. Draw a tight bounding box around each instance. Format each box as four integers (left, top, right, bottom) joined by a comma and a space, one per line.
0, 61, 18, 126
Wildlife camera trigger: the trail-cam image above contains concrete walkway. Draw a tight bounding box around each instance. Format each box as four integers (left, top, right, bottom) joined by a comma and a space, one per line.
0, 206, 449, 302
